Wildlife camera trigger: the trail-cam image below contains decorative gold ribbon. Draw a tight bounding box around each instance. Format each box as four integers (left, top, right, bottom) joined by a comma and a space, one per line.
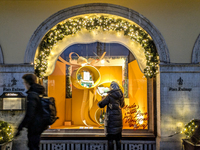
58, 52, 107, 66
59, 51, 107, 127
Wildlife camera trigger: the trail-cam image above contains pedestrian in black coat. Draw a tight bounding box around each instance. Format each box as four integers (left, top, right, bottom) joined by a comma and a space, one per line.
98, 81, 125, 150
15, 74, 47, 150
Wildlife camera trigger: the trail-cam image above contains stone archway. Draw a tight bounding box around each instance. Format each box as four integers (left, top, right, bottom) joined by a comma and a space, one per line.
0, 45, 4, 64
192, 34, 200, 63
24, 3, 170, 64
23, 3, 160, 140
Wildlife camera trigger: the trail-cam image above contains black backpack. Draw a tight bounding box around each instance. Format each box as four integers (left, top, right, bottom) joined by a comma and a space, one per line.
40, 96, 59, 125
31, 92, 59, 126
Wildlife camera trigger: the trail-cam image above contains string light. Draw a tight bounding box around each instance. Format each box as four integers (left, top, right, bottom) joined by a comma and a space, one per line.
35, 15, 159, 78
0, 121, 13, 144
181, 119, 199, 139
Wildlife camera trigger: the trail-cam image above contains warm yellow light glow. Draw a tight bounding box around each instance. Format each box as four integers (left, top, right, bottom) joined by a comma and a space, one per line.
101, 59, 105, 64
81, 63, 86, 66
117, 32, 121, 36
83, 120, 87, 126
36, 13, 152, 77
122, 63, 125, 68
176, 122, 183, 128
5, 93, 18, 96
137, 114, 144, 125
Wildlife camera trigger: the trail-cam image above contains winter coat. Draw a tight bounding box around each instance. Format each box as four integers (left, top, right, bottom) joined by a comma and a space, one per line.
18, 83, 46, 135
98, 89, 124, 135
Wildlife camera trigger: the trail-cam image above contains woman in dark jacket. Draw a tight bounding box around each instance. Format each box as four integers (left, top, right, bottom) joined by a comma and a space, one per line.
98, 81, 125, 150
16, 74, 47, 150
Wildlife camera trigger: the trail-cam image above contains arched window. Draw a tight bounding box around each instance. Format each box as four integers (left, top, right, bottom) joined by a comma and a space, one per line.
43, 42, 155, 136
24, 4, 169, 137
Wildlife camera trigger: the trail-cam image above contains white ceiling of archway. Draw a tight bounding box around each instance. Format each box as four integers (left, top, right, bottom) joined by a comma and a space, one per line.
42, 28, 146, 76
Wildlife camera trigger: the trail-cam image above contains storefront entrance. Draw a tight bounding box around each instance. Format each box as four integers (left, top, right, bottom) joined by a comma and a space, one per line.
24, 3, 170, 149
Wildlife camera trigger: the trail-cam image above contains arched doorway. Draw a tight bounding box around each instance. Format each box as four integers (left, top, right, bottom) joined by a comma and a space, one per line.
24, 3, 170, 138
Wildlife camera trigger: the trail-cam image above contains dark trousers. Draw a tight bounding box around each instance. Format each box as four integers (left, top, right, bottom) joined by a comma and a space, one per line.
107, 132, 122, 150
27, 132, 41, 150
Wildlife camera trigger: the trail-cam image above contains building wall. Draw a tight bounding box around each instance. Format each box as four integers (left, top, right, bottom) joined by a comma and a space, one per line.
159, 64, 200, 150
0, 64, 34, 150
1, 1, 200, 150
0, 0, 200, 64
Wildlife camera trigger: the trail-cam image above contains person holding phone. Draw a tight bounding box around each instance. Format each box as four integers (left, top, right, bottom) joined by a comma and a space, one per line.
98, 81, 125, 150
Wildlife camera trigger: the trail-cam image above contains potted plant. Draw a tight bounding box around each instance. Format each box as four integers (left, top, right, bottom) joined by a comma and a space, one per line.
182, 119, 200, 150
0, 121, 13, 150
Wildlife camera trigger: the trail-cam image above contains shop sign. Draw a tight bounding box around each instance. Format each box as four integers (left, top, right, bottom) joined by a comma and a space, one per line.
2, 77, 25, 92
168, 77, 192, 92
3, 87, 25, 92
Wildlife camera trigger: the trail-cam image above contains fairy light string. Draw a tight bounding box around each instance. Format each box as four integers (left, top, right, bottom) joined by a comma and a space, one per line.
168, 119, 199, 140
35, 15, 159, 78
182, 119, 198, 139
0, 121, 13, 144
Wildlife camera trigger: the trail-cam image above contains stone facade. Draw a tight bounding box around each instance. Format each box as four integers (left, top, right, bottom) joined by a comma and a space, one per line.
0, 64, 34, 150
1, 3, 200, 150
158, 63, 200, 150
24, 3, 169, 64
3, 63, 200, 149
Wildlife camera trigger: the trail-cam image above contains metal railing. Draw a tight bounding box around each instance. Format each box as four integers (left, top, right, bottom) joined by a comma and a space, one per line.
40, 140, 156, 150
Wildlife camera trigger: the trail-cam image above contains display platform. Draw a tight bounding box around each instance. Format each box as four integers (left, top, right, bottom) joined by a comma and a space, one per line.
42, 125, 155, 139
49, 125, 134, 130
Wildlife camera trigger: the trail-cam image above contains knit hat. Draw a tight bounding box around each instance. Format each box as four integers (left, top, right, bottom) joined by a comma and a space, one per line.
110, 81, 120, 90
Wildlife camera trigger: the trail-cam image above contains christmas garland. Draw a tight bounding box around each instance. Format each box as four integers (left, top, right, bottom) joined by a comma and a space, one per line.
35, 15, 159, 78
182, 119, 199, 139
0, 121, 13, 144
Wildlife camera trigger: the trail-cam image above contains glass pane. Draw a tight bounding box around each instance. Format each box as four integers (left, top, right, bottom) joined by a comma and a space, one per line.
3, 98, 22, 110
47, 42, 148, 130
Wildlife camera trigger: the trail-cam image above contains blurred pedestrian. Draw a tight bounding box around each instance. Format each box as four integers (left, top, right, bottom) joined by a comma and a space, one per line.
98, 81, 125, 150
15, 74, 47, 150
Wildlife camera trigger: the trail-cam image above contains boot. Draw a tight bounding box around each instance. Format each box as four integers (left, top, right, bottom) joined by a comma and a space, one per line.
108, 140, 114, 150
116, 140, 121, 150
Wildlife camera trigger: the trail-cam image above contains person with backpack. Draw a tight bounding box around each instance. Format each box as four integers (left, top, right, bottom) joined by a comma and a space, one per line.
97, 81, 125, 150
15, 74, 48, 150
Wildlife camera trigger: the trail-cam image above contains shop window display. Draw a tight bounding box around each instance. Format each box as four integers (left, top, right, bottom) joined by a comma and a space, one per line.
46, 42, 148, 130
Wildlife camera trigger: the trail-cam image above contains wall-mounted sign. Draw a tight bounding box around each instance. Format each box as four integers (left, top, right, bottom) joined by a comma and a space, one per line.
1, 77, 25, 92
3, 98, 22, 110
3, 87, 25, 92
168, 77, 192, 92
0, 92, 26, 110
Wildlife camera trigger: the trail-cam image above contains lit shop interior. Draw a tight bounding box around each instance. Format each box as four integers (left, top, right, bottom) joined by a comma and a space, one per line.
42, 42, 148, 130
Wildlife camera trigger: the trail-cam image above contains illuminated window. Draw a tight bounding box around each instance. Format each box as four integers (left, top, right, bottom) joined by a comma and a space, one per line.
45, 42, 151, 132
